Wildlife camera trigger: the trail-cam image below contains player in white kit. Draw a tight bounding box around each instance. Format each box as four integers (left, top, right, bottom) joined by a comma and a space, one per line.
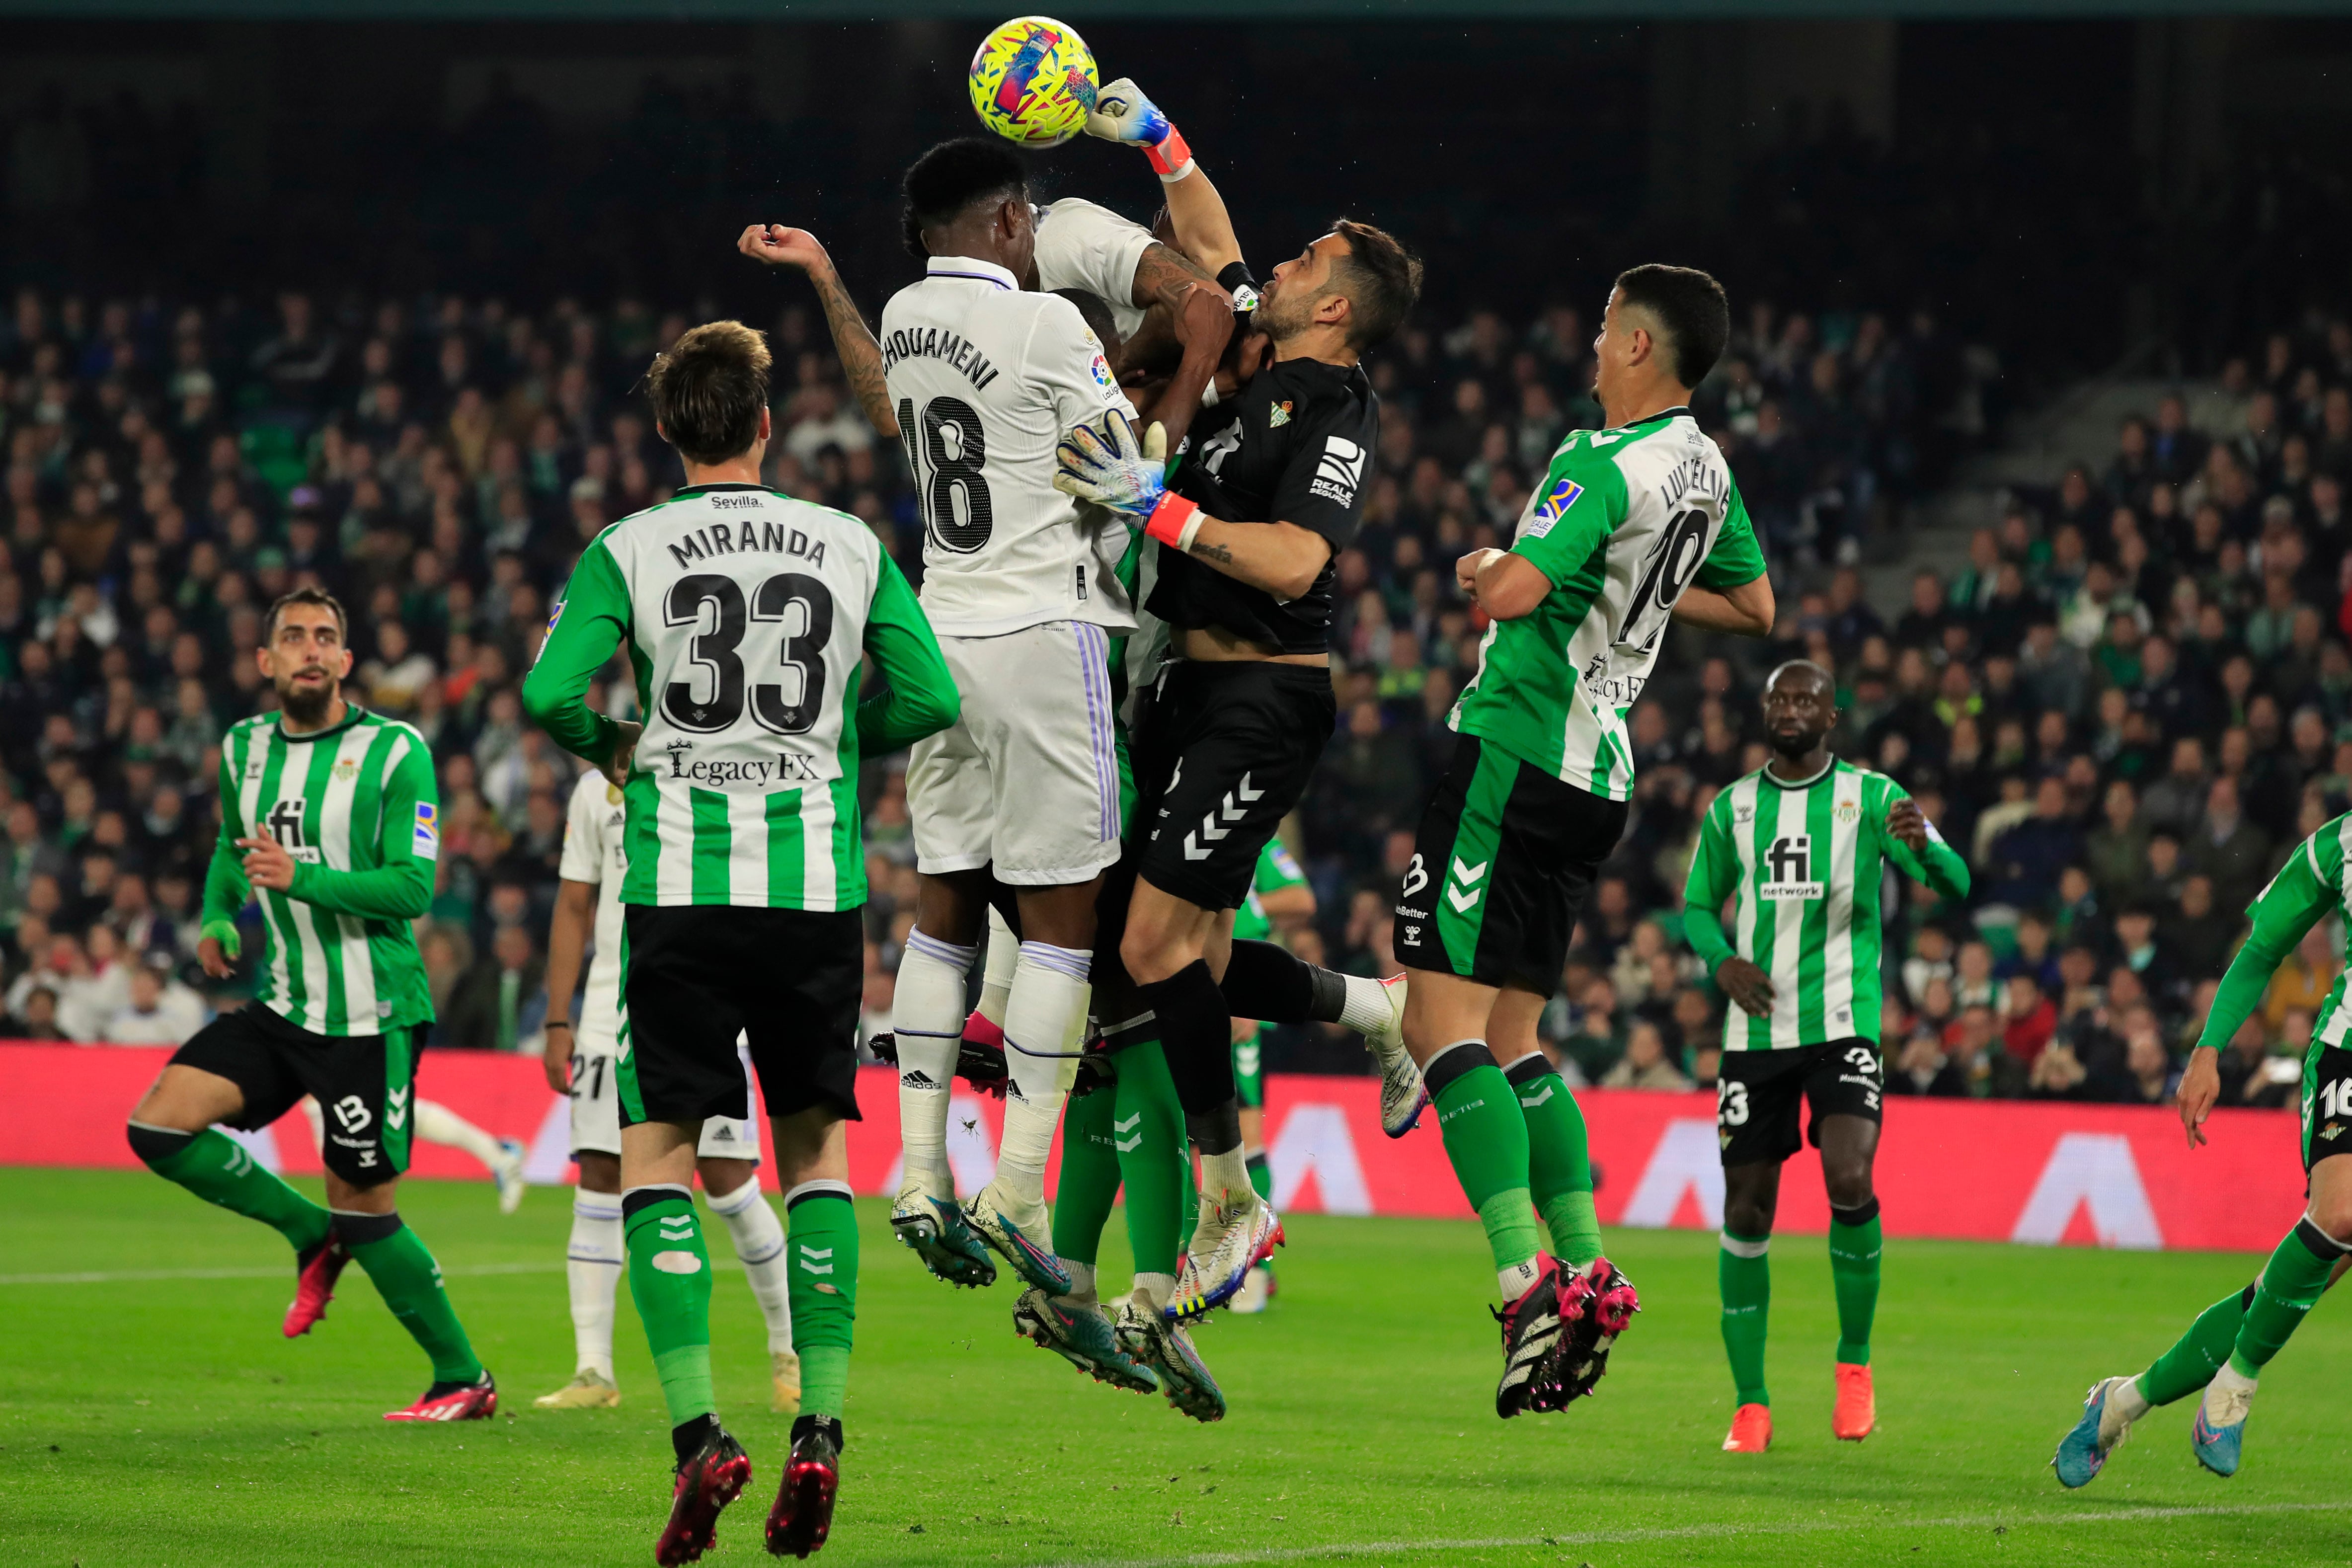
532, 764, 801, 1414
737, 137, 1230, 1299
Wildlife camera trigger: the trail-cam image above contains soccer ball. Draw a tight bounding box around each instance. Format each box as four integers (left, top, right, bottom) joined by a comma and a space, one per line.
967, 16, 1098, 148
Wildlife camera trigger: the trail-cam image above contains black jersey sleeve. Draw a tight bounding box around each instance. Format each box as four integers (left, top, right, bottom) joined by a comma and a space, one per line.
1266, 390, 1376, 550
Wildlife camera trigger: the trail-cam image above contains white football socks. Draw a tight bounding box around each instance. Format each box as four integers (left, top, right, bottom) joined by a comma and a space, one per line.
1337, 973, 1398, 1037
976, 907, 1019, 1029
1199, 1145, 1253, 1211
1064, 1258, 1098, 1311
416, 1098, 504, 1169
707, 1176, 795, 1353
566, 1190, 625, 1379
1498, 1257, 1544, 1301
995, 941, 1093, 1215
894, 929, 977, 1194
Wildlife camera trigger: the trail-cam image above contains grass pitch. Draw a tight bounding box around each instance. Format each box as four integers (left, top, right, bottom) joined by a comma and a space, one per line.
1, 1168, 2343, 1567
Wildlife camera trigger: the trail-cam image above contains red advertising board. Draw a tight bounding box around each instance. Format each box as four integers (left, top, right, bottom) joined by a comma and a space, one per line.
2, 1043, 2306, 1252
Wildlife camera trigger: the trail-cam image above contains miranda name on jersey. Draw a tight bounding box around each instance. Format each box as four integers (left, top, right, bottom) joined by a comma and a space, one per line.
878, 325, 1002, 392
664, 511, 831, 571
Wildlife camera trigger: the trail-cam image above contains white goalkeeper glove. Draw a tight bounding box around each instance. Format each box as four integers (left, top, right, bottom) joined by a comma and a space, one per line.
1084, 78, 1194, 181
1053, 410, 1204, 551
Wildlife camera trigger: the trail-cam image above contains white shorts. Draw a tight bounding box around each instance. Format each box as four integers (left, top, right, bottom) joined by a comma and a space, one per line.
908, 622, 1124, 886
569, 1028, 761, 1163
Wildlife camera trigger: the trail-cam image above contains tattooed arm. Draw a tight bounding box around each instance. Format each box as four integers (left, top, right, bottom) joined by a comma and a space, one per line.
1130, 239, 1221, 314
736, 223, 898, 439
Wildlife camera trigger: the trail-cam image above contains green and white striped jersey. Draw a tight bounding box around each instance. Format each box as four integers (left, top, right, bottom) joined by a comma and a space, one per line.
202, 706, 438, 1036
1451, 410, 1766, 801
1681, 758, 1970, 1049
523, 483, 959, 911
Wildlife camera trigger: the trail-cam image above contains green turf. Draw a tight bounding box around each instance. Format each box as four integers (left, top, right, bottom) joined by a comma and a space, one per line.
0, 1168, 2342, 1566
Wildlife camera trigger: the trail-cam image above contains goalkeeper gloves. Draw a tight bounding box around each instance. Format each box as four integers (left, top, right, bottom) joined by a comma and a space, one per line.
1084, 78, 1194, 181
1053, 410, 1205, 553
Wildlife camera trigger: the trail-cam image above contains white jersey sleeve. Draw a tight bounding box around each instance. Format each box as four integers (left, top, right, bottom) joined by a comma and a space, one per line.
559, 766, 608, 885
1032, 198, 1155, 341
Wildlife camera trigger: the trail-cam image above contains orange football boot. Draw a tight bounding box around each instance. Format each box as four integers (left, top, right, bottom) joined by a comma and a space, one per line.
1833, 1363, 1876, 1440
1722, 1402, 1772, 1453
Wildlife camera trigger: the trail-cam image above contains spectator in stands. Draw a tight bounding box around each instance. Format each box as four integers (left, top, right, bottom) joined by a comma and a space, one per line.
103, 954, 203, 1044
1601, 1020, 1694, 1092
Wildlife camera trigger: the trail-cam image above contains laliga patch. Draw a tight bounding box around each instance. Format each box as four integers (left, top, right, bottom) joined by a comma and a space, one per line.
1524, 475, 1585, 539
1230, 283, 1260, 315
412, 800, 440, 862
1089, 350, 1114, 390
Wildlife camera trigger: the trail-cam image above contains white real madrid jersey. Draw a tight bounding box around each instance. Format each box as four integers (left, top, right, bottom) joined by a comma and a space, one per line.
879, 255, 1136, 636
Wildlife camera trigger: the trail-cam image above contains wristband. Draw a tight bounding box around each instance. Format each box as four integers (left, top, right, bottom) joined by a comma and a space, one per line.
546, 1020, 572, 1031
1143, 492, 1204, 553
1146, 124, 1194, 181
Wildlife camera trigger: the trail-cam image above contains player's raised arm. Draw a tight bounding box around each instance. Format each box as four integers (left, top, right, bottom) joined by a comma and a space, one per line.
1087, 78, 1245, 279
1130, 282, 1232, 453
854, 553, 961, 754
521, 539, 637, 784
2181, 832, 2344, 1145
738, 224, 899, 439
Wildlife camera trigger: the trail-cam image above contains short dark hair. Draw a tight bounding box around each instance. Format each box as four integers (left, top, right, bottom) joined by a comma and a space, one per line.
1330, 219, 1422, 351
265, 585, 347, 644
902, 137, 1029, 260
646, 320, 771, 466
1613, 263, 1729, 388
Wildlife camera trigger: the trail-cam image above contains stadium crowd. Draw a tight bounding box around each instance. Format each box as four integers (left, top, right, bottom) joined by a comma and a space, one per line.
0, 275, 2337, 1116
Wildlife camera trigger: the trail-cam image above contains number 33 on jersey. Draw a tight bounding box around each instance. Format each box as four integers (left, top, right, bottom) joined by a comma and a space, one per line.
523, 483, 959, 912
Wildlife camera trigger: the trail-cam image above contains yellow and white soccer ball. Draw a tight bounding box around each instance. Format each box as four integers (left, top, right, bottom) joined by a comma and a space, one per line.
967, 15, 1098, 148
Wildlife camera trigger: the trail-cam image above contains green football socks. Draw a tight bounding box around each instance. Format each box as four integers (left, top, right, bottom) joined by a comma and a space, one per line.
337, 1210, 483, 1384
1114, 1040, 1189, 1305
2229, 1219, 2346, 1378
1720, 1231, 1771, 1406
1051, 1080, 1122, 1275
2137, 1284, 2252, 1406
129, 1123, 332, 1254
1827, 1199, 1882, 1366
624, 1186, 716, 1427
1503, 1053, 1602, 1269
786, 1183, 859, 1422
1428, 1043, 1542, 1293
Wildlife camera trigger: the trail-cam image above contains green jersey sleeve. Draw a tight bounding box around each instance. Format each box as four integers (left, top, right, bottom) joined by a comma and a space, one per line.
522, 536, 632, 766
201, 746, 251, 939
855, 553, 961, 755
1508, 437, 1628, 588
1679, 787, 1741, 973
1696, 480, 1767, 589
1875, 778, 1971, 902
2195, 825, 2345, 1053
288, 734, 437, 922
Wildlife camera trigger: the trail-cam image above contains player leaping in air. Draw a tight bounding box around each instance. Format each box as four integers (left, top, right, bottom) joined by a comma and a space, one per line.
1390, 266, 1774, 1418
744, 138, 1232, 1306
126, 586, 494, 1422
1053, 172, 1426, 1320
1682, 659, 1969, 1453
2053, 809, 2352, 1485
525, 322, 959, 1562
